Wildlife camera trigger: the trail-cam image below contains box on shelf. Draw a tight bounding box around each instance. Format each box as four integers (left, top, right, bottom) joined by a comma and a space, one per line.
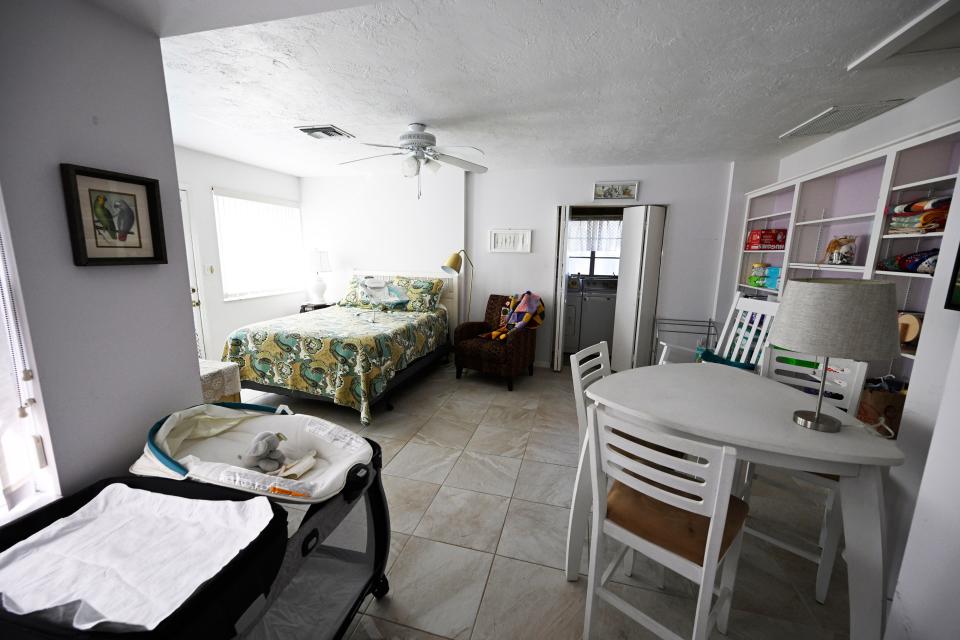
745, 228, 786, 250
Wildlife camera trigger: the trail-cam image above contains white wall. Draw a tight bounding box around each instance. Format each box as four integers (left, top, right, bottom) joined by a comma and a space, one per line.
300, 170, 465, 301
466, 162, 732, 366
0, 1, 201, 493
885, 329, 960, 640
175, 147, 303, 351
771, 81, 960, 600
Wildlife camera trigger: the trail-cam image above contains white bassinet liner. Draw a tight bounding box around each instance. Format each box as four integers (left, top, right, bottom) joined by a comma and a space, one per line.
130, 404, 373, 503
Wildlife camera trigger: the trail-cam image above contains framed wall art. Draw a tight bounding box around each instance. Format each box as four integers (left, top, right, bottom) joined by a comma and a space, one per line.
489, 229, 532, 253
593, 180, 639, 201
60, 164, 167, 265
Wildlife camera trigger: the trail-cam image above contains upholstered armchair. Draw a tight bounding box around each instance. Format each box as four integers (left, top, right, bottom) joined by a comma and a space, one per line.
453, 294, 538, 391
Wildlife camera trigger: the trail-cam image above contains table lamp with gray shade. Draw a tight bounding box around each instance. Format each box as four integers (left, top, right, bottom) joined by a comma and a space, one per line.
768, 279, 901, 433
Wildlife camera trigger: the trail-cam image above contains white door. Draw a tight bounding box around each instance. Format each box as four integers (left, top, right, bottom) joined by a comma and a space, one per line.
179, 189, 207, 358
611, 206, 666, 371
552, 206, 570, 371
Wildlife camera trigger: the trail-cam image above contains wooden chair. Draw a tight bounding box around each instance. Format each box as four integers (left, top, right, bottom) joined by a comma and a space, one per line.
746, 347, 868, 604
584, 403, 747, 640
564, 342, 616, 581
453, 294, 538, 391
658, 292, 778, 368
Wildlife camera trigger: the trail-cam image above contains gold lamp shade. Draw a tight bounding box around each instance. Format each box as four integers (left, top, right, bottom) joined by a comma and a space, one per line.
442, 251, 463, 274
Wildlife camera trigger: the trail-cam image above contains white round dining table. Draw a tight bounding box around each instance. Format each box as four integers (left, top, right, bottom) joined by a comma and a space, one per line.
567, 362, 903, 640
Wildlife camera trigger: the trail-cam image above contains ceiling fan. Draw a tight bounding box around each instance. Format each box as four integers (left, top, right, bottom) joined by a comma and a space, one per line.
336, 123, 487, 197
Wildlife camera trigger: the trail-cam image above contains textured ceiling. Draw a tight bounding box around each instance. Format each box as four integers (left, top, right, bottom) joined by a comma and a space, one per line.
161, 0, 960, 176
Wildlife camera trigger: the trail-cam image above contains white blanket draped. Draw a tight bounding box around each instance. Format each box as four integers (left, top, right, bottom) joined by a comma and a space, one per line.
0, 483, 272, 631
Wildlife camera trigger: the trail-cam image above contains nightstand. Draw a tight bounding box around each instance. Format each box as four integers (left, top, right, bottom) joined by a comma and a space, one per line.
300, 303, 332, 313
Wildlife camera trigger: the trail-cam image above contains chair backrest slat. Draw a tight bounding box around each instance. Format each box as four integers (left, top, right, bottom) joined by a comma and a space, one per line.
570, 342, 612, 445
762, 348, 868, 413
715, 293, 779, 367
592, 406, 736, 519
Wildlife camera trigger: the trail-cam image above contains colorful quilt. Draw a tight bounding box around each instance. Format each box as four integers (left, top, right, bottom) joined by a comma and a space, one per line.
223, 306, 448, 424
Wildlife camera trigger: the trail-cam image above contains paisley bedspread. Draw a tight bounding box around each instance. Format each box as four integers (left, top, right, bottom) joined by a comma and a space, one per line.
223, 305, 448, 424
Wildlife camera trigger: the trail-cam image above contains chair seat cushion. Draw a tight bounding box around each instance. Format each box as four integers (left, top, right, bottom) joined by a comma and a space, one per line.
606, 481, 748, 566
456, 337, 509, 357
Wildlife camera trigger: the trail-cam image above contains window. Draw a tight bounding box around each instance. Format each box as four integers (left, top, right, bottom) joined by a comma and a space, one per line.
567, 218, 622, 276
212, 191, 305, 301
0, 185, 55, 518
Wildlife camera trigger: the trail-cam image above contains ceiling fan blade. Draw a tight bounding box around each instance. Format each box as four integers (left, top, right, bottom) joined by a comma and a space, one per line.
435, 145, 485, 156
434, 152, 488, 174
361, 142, 405, 150
337, 152, 403, 166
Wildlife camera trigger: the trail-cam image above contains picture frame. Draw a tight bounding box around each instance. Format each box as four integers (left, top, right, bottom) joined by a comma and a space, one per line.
946, 239, 960, 311
593, 180, 639, 201
60, 164, 167, 266
489, 229, 532, 253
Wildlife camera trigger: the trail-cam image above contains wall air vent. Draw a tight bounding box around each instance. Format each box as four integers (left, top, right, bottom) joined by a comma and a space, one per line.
296, 124, 355, 139
778, 100, 909, 139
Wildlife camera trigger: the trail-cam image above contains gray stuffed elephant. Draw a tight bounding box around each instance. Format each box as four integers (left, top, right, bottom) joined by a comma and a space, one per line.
238, 431, 287, 472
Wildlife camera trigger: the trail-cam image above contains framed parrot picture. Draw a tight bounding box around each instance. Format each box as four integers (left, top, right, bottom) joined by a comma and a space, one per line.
60, 164, 167, 265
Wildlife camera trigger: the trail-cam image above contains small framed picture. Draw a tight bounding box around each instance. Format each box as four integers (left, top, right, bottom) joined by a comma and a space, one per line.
593, 180, 639, 201
60, 164, 167, 265
489, 229, 532, 253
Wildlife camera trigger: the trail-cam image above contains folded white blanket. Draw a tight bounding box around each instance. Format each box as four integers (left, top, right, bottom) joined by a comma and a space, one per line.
0, 483, 273, 631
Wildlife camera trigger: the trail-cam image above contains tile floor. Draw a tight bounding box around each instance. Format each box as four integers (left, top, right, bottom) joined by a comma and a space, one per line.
247, 361, 851, 640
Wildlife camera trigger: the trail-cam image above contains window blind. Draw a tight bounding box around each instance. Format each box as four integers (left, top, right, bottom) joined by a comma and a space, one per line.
212, 191, 305, 301
0, 194, 42, 511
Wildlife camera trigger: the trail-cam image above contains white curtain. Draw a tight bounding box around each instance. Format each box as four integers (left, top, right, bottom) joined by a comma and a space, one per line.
213, 192, 305, 301
567, 219, 622, 253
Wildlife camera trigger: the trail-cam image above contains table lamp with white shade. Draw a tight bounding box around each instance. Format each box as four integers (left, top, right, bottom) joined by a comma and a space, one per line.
306, 250, 332, 304
442, 249, 474, 322
768, 278, 900, 433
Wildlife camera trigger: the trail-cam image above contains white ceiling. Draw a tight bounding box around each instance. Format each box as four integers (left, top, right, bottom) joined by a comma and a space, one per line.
160, 0, 960, 176
89, 0, 372, 37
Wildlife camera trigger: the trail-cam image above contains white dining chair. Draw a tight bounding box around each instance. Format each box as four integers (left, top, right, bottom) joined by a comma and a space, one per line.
658, 292, 779, 368
565, 342, 615, 581
584, 403, 747, 640
745, 347, 868, 604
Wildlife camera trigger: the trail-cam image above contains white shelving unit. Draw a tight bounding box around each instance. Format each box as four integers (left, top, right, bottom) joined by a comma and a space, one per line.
735, 124, 960, 409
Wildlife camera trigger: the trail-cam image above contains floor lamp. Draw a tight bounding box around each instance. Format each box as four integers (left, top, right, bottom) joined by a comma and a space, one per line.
442, 249, 474, 322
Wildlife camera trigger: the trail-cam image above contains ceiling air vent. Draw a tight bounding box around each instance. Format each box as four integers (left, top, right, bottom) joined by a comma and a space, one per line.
779, 100, 909, 139
296, 124, 355, 140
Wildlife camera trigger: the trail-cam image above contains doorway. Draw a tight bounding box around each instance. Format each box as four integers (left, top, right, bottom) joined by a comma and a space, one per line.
179, 188, 209, 358
551, 204, 667, 372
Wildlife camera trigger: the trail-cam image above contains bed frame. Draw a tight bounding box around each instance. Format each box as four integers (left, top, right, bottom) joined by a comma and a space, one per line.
240, 269, 459, 417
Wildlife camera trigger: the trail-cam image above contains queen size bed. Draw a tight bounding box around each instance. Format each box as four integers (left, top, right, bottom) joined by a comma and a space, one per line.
223, 273, 457, 424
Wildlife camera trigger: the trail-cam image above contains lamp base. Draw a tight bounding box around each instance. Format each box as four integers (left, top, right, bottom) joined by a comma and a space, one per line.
793, 410, 842, 433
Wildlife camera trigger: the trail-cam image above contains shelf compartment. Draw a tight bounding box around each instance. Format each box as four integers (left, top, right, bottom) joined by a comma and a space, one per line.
900, 349, 917, 360
747, 210, 792, 222
875, 270, 934, 279
881, 231, 945, 240
794, 212, 876, 227
788, 263, 865, 272
890, 173, 957, 192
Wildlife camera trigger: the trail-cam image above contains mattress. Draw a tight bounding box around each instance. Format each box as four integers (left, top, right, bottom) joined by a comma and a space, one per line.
223, 305, 448, 423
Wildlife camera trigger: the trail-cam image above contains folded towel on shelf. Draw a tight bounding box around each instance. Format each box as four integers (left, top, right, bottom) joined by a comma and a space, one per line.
886, 209, 948, 234
890, 196, 952, 214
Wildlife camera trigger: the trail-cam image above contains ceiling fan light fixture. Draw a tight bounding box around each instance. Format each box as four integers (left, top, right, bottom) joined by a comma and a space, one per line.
400, 155, 421, 177
424, 158, 442, 174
